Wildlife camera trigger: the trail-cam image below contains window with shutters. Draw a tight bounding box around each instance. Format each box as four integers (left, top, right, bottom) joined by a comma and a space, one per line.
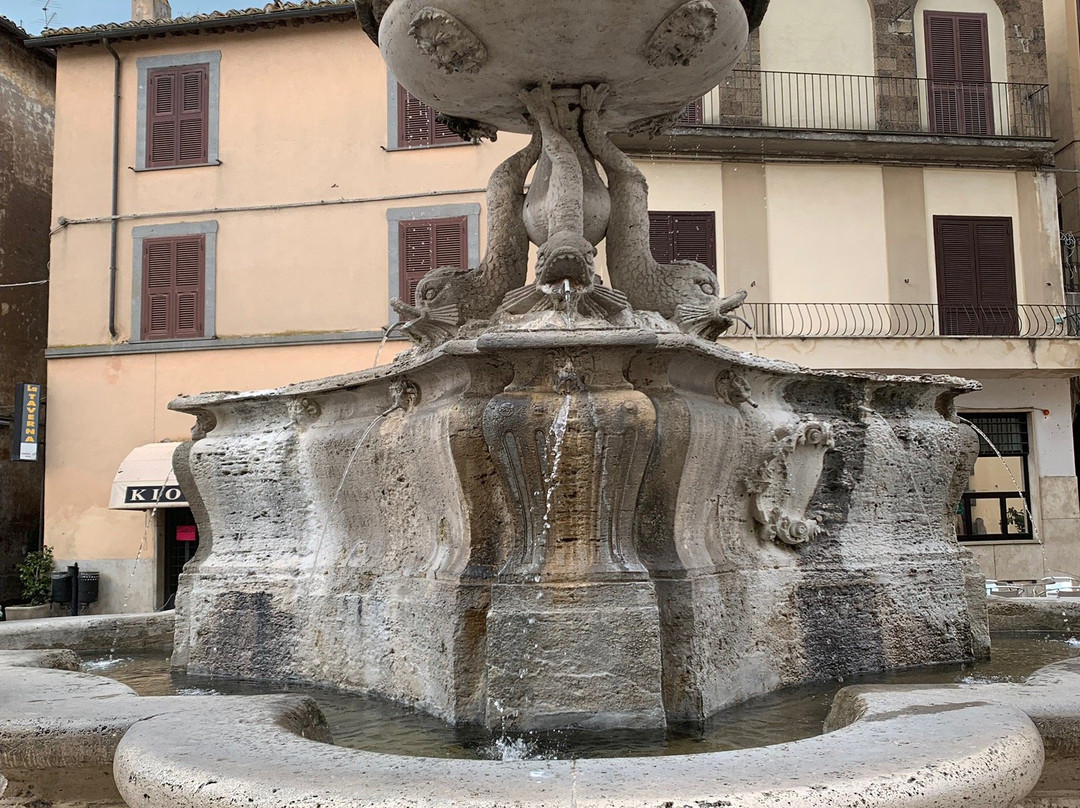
956, 412, 1033, 542
397, 217, 469, 304
924, 11, 993, 136
675, 98, 704, 126
140, 235, 206, 340
648, 212, 717, 272
395, 83, 464, 149
137, 52, 220, 171
934, 216, 1018, 337
132, 221, 217, 343
146, 64, 209, 168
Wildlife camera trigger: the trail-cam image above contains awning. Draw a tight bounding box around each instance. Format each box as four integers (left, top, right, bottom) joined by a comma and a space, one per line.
109, 442, 188, 510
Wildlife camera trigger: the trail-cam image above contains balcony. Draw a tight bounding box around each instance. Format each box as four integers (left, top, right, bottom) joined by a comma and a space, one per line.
720, 302, 1080, 376
694, 70, 1051, 139
617, 70, 1054, 166
727, 303, 1079, 339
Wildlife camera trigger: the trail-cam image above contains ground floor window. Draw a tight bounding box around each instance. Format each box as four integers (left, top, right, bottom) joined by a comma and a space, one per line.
957, 412, 1033, 542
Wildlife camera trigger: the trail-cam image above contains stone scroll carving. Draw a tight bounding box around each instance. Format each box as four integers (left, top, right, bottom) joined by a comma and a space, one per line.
409, 7, 489, 75
749, 417, 835, 547
644, 0, 720, 68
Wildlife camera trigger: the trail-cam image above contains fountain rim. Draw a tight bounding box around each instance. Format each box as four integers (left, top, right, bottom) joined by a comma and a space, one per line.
353, 0, 774, 47
166, 330, 980, 413
168, 330, 981, 413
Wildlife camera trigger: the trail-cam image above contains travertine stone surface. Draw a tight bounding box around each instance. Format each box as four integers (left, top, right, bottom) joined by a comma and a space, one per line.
376, 0, 750, 134
0, 612, 174, 653
170, 328, 984, 731
6, 626, 1077, 808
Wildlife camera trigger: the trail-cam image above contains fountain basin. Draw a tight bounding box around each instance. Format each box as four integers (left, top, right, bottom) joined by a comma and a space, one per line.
0, 647, 1060, 808
377, 0, 750, 133
169, 328, 986, 732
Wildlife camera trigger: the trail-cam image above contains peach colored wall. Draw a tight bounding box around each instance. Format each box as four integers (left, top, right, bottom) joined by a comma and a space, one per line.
49, 24, 528, 346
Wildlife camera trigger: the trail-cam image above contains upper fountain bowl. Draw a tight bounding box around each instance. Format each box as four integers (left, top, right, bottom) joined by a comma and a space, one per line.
375, 0, 751, 134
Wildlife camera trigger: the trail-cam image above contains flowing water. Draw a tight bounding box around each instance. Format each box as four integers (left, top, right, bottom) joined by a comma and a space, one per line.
82, 633, 1080, 761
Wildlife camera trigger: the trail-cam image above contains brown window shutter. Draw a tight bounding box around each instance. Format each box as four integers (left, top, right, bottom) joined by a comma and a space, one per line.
146, 64, 210, 168
397, 83, 462, 147
399, 216, 469, 305
677, 98, 704, 126
934, 216, 1017, 336
173, 236, 206, 338
650, 211, 717, 272
177, 65, 210, 164
925, 12, 992, 135
433, 217, 468, 269
400, 220, 434, 304
648, 213, 677, 264
147, 68, 179, 167
143, 239, 174, 339
956, 14, 992, 135
141, 235, 206, 340
972, 218, 1017, 334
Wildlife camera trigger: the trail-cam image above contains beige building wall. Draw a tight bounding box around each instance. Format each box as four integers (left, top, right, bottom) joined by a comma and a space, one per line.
758, 0, 875, 76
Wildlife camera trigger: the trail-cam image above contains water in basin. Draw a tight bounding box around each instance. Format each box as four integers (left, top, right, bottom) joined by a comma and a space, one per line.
82, 632, 1080, 760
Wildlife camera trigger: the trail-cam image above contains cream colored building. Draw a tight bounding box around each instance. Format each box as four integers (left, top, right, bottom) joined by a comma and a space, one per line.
27, 0, 1078, 613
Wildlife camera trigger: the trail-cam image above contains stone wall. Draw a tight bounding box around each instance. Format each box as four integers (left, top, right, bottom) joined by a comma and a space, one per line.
0, 26, 55, 605
170, 331, 985, 732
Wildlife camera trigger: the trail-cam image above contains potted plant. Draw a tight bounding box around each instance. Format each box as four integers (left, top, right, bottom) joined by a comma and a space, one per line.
5, 546, 55, 621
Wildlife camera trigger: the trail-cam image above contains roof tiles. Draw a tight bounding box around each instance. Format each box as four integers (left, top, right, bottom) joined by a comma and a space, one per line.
30, 1, 355, 45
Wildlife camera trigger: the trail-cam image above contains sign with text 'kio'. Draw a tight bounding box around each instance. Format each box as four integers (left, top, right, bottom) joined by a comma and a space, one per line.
11, 384, 43, 462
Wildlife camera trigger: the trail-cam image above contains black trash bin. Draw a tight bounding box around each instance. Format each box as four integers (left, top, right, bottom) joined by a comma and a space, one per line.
77, 571, 99, 604
51, 571, 72, 604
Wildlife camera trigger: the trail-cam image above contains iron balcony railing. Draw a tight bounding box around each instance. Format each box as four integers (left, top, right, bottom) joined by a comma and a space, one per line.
687, 69, 1051, 139
727, 303, 1080, 339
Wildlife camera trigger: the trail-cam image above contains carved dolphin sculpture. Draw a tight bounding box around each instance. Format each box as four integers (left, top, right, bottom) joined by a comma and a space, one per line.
390, 127, 542, 345
580, 84, 749, 340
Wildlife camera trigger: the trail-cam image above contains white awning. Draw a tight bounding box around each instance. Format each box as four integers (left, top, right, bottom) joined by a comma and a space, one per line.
109, 442, 188, 510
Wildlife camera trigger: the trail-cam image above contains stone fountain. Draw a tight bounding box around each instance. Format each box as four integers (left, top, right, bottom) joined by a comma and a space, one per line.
168, 0, 988, 733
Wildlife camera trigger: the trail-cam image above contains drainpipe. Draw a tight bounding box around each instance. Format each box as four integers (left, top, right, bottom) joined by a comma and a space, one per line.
104, 39, 122, 340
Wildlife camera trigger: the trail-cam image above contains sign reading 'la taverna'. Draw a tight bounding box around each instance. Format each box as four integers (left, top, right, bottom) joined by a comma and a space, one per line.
11, 384, 42, 462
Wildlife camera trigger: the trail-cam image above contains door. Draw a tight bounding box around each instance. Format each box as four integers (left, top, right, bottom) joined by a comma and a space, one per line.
925, 11, 993, 135
161, 508, 199, 610
934, 216, 1019, 336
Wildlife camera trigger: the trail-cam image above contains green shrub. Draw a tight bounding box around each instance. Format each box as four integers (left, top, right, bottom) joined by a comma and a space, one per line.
17, 546, 54, 606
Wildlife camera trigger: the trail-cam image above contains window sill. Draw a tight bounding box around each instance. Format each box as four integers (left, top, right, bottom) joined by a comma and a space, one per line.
132, 161, 223, 173
383, 141, 478, 153
130, 336, 215, 346
958, 538, 1040, 546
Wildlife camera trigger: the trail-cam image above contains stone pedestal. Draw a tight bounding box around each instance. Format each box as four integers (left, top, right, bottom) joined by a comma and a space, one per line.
170, 328, 984, 731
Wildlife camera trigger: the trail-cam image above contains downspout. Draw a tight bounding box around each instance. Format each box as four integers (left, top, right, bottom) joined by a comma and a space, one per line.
104, 39, 121, 340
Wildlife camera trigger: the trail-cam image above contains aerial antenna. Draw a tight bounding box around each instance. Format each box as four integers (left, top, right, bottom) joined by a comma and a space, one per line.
41, 0, 59, 30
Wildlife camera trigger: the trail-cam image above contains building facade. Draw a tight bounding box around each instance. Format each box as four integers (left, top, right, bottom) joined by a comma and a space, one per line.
0, 17, 54, 605
29, 0, 1078, 613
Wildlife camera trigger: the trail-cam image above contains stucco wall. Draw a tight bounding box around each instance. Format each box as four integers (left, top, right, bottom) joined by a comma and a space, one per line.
0, 31, 54, 604
48, 26, 525, 348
